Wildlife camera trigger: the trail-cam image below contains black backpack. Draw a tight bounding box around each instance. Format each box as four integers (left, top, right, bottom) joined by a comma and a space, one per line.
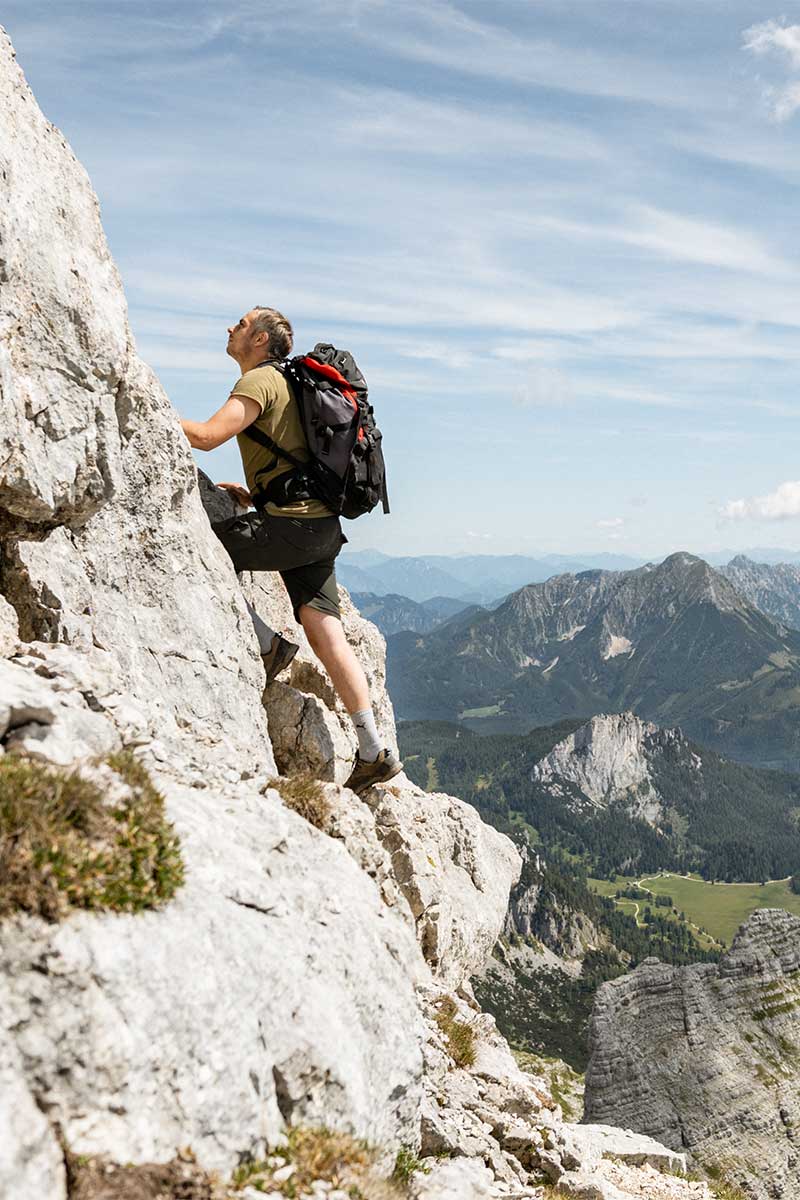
243, 343, 389, 520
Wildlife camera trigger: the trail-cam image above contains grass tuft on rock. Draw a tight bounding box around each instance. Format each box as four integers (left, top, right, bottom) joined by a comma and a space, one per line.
391, 1147, 429, 1185
231, 1127, 403, 1198
272, 772, 331, 830
434, 996, 477, 1069
0, 750, 184, 921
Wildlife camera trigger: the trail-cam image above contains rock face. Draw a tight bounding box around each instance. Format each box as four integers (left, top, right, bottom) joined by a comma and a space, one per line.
0, 29, 521, 1200
0, 28, 719, 1200
0, 28, 270, 775
584, 909, 800, 1199
0, 645, 428, 1178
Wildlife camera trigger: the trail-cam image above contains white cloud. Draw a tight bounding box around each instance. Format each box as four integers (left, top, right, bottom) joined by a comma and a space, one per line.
719, 480, 800, 521
744, 21, 800, 70
339, 87, 610, 163
596, 517, 624, 529
538, 206, 788, 277
466, 530, 492, 540
743, 20, 800, 121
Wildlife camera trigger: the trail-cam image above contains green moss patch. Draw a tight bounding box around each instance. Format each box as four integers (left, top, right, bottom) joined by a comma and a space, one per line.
0, 750, 184, 921
434, 996, 477, 1069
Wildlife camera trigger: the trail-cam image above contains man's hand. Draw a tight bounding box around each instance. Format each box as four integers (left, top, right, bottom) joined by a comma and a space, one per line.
217, 482, 253, 508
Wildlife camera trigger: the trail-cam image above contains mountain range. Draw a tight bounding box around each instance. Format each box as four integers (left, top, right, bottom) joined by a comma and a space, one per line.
720, 555, 800, 631
338, 548, 800, 605
388, 552, 800, 770
338, 550, 645, 604
349, 592, 474, 636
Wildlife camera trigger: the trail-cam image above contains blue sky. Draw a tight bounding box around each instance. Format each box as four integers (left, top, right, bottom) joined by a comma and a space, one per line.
6, 0, 800, 557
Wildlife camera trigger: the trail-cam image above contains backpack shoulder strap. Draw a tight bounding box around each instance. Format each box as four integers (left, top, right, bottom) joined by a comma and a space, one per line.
240, 420, 305, 470
238, 358, 305, 469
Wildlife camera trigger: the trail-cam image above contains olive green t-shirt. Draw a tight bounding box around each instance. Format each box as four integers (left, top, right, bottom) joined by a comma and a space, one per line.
232, 365, 333, 519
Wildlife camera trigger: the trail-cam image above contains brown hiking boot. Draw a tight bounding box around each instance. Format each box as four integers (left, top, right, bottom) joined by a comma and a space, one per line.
261, 634, 299, 683
345, 748, 403, 796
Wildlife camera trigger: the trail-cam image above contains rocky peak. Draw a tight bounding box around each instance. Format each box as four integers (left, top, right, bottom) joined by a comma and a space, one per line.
531, 711, 689, 826
635, 552, 746, 615
721, 555, 800, 633
728, 553, 755, 568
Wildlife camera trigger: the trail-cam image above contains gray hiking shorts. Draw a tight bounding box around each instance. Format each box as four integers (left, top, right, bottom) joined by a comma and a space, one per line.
212, 510, 347, 622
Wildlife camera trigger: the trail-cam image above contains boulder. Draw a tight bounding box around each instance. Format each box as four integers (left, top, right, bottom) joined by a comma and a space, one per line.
363, 781, 521, 986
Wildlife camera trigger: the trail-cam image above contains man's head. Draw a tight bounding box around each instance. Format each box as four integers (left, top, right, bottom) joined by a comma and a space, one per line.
226, 306, 294, 372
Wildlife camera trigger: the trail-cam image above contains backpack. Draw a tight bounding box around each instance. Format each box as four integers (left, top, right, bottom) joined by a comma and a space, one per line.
243, 343, 389, 520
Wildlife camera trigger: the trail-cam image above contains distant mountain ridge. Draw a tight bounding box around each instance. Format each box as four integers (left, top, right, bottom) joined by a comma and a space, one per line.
339, 547, 800, 604
388, 552, 800, 770
337, 550, 646, 603
721, 555, 800, 631
349, 592, 473, 636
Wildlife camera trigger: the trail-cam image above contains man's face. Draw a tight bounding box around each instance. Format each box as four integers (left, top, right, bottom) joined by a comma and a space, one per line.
226, 310, 265, 359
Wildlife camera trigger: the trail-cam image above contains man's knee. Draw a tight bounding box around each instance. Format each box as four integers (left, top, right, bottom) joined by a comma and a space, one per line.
300, 605, 341, 648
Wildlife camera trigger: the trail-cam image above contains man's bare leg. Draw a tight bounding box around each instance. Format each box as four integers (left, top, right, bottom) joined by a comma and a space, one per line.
299, 604, 403, 792
299, 605, 369, 713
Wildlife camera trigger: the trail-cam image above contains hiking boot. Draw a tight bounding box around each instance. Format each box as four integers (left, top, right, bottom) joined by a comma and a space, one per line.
345, 748, 403, 795
261, 634, 299, 683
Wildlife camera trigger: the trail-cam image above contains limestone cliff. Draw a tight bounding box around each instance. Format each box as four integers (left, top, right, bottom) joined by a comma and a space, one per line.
0, 28, 719, 1200
585, 909, 800, 1198
531, 712, 693, 827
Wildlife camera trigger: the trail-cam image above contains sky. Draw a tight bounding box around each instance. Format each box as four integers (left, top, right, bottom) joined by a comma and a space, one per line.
6, 0, 800, 558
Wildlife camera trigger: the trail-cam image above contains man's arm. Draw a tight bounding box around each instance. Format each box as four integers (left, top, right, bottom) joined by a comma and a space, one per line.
180, 393, 261, 451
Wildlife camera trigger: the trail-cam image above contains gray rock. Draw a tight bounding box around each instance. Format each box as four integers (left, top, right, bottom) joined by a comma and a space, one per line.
0, 595, 19, 656
0, 1025, 66, 1200
0, 654, 121, 763
363, 782, 521, 986
0, 759, 427, 1182
584, 908, 800, 1198
531, 713, 698, 828
559, 1124, 686, 1175
411, 1157, 495, 1199
0, 33, 273, 776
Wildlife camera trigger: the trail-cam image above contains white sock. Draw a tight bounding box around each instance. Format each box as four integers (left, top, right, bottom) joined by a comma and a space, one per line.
246, 602, 278, 655
350, 708, 382, 762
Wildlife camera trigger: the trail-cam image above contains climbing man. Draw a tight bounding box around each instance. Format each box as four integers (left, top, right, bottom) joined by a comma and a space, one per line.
180, 306, 402, 795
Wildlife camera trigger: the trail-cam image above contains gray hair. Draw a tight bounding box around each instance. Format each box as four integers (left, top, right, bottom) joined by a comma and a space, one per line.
251, 306, 293, 358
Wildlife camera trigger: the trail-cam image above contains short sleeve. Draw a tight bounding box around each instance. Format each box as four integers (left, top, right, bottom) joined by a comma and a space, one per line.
229, 368, 282, 415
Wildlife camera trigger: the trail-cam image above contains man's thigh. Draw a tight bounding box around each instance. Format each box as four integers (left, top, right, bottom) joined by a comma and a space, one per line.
281, 559, 342, 623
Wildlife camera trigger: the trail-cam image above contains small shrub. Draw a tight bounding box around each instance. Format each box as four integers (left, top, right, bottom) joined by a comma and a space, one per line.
391, 1147, 429, 1185
0, 751, 183, 921
434, 996, 477, 1069
272, 773, 330, 830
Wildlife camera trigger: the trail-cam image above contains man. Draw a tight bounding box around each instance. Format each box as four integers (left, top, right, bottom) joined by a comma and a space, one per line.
180, 306, 402, 795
